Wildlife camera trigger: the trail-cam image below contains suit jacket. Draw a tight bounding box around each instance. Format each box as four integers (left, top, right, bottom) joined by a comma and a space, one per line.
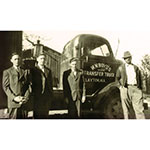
31, 65, 53, 99
116, 63, 142, 89
2, 66, 30, 109
63, 69, 86, 101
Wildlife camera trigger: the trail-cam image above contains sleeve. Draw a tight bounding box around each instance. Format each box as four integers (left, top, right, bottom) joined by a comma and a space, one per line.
48, 69, 53, 97
23, 69, 32, 99
2, 70, 16, 101
137, 67, 142, 89
81, 74, 86, 97
115, 66, 121, 84
62, 71, 67, 99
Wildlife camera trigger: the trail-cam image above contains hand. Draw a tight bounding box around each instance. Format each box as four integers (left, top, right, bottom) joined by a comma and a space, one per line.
14, 96, 24, 103
64, 98, 69, 104
21, 96, 28, 104
81, 96, 86, 103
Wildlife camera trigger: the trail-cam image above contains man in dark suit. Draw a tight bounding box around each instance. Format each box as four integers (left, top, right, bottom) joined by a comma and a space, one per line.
31, 53, 53, 119
2, 52, 30, 119
116, 51, 145, 119
63, 57, 86, 118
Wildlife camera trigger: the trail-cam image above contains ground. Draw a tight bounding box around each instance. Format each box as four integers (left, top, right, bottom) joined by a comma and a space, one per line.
0, 97, 150, 119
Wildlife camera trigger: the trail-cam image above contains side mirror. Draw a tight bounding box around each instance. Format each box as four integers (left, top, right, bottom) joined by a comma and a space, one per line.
85, 56, 89, 62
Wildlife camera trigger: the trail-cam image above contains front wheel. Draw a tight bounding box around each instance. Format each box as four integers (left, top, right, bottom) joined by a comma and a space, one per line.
103, 94, 124, 119
94, 88, 124, 119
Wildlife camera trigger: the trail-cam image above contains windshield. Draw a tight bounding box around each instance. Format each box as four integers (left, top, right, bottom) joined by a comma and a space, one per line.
90, 44, 110, 57
62, 34, 112, 61
81, 43, 110, 57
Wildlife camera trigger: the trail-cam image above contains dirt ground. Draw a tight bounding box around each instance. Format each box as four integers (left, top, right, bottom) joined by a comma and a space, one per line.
1, 97, 150, 119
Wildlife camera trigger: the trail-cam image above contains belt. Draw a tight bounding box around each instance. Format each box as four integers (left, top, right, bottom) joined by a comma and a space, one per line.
127, 84, 137, 86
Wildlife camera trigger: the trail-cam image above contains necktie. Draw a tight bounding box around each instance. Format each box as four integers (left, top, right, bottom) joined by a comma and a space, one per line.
41, 68, 45, 94
41, 68, 44, 73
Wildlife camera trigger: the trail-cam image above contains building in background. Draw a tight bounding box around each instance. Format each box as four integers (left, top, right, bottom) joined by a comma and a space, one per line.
22, 40, 61, 88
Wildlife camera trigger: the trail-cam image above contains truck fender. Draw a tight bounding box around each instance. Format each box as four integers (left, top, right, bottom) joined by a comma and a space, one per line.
94, 81, 120, 104
93, 81, 124, 119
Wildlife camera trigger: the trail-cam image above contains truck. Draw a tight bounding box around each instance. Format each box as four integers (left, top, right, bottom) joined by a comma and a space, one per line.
57, 34, 124, 119
0, 31, 124, 119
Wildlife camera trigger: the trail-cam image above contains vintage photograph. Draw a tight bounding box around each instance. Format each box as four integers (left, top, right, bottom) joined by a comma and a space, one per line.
0, 30, 150, 119
1, 1, 150, 150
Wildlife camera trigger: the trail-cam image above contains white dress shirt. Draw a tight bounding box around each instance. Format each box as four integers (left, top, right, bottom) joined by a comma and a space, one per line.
38, 65, 44, 73
13, 66, 20, 72
125, 63, 137, 85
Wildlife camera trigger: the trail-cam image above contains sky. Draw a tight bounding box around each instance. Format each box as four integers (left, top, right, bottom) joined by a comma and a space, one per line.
1, 0, 150, 65
23, 30, 150, 66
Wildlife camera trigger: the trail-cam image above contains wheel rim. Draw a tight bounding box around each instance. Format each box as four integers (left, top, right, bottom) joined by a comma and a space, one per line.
105, 98, 124, 119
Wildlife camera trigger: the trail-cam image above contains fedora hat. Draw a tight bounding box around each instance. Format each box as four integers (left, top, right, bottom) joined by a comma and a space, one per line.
123, 51, 132, 59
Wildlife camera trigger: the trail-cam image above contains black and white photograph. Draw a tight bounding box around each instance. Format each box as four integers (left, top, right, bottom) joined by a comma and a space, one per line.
1, 30, 150, 119
0, 0, 150, 150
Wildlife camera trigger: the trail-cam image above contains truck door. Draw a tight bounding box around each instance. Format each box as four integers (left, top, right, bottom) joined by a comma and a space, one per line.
81, 42, 120, 96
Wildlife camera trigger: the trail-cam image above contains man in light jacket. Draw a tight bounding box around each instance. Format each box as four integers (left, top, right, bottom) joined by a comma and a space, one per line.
116, 51, 145, 119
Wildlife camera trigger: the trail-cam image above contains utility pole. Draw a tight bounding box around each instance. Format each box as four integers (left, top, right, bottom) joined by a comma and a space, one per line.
115, 38, 120, 57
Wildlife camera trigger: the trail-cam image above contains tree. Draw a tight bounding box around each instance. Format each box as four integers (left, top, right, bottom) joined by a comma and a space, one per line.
140, 54, 150, 94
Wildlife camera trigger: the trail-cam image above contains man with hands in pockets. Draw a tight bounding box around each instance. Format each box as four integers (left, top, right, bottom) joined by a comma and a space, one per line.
116, 51, 145, 119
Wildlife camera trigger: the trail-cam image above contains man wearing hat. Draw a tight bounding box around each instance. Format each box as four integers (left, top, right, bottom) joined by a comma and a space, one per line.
116, 51, 145, 119
63, 57, 86, 118
30, 53, 53, 119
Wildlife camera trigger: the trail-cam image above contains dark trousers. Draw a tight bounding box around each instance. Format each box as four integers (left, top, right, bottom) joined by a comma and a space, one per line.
68, 99, 81, 119
7, 107, 27, 119
34, 109, 49, 119
33, 94, 50, 119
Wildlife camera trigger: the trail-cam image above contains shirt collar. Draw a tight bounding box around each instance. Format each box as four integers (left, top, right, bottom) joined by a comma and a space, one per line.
13, 66, 20, 70
38, 64, 44, 69
125, 63, 133, 67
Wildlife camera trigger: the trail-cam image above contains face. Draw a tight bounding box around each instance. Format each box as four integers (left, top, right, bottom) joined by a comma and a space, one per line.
70, 60, 77, 71
124, 56, 132, 64
37, 55, 46, 66
11, 55, 21, 67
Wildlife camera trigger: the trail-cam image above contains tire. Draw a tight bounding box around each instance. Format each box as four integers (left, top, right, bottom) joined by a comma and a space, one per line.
103, 94, 124, 119
94, 88, 124, 119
